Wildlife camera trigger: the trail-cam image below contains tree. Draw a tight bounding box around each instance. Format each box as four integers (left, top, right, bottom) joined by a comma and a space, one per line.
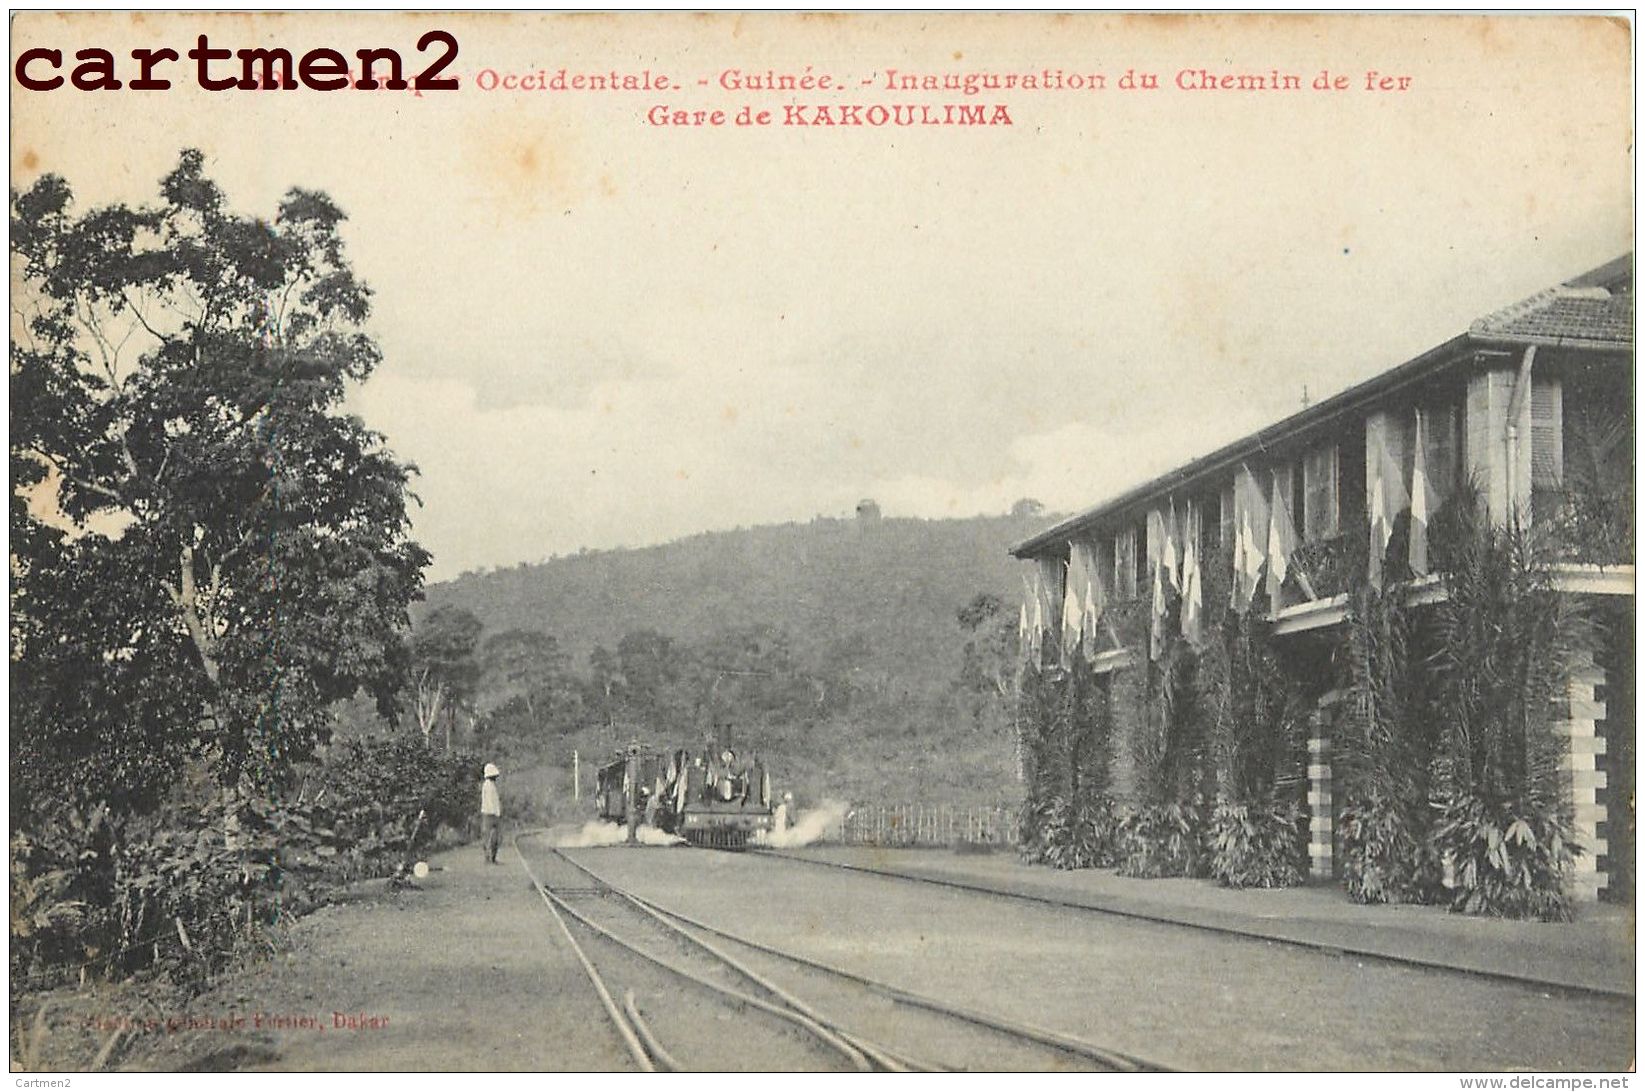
409, 606, 483, 751
586, 644, 626, 731
477, 627, 588, 739
615, 629, 698, 729
10, 150, 429, 815
1011, 497, 1045, 519
957, 592, 1017, 699
479, 628, 568, 721
696, 624, 820, 723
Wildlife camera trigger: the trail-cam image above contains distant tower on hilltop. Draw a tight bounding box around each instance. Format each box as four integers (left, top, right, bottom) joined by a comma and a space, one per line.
855, 498, 882, 521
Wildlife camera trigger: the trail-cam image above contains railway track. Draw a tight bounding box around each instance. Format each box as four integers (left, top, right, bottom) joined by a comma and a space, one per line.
512, 832, 1170, 1072
753, 849, 1635, 1004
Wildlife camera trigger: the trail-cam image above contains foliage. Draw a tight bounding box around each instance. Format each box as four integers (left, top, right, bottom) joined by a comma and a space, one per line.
1015, 663, 1071, 807
1010, 497, 1045, 519
1337, 790, 1434, 904
1116, 802, 1206, 879
10, 740, 480, 996
1208, 800, 1307, 889
1335, 580, 1437, 904
1335, 482, 1593, 918
1429, 795, 1577, 922
11, 150, 428, 814
1432, 510, 1590, 807
956, 592, 1017, 704
1019, 795, 1121, 870
1202, 595, 1309, 807
409, 606, 483, 749
311, 736, 482, 850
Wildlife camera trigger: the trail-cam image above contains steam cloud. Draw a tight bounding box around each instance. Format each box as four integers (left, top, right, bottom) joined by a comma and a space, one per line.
554, 820, 685, 848
755, 799, 848, 849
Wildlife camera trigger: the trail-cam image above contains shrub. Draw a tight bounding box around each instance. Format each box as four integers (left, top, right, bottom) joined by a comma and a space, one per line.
1429, 794, 1579, 922
10, 806, 112, 994
1016, 797, 1047, 863
1040, 796, 1120, 870
10, 737, 486, 995
1337, 789, 1435, 905
1116, 802, 1206, 878
1209, 800, 1306, 889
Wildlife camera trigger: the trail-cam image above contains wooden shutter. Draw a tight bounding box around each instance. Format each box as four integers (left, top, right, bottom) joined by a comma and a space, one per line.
1303, 443, 1339, 541
1273, 464, 1296, 529
1424, 401, 1461, 507
1114, 528, 1136, 601
1037, 554, 1065, 633
1094, 536, 1115, 604
1219, 482, 1236, 553
1531, 378, 1564, 488
1134, 518, 1149, 594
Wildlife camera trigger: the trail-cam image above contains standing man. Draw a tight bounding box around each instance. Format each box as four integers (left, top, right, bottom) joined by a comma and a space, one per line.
480, 762, 502, 864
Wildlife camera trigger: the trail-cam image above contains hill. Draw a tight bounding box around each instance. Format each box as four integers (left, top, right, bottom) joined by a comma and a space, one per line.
426, 512, 1047, 680
416, 511, 1057, 811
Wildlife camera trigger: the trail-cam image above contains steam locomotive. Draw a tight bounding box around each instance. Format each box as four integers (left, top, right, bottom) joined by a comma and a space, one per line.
596, 740, 774, 848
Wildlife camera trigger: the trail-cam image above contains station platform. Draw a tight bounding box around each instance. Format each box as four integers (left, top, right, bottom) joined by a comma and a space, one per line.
774, 845, 1637, 998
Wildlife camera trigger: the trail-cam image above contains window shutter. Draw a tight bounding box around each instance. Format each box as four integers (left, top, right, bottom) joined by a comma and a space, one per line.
1094, 536, 1115, 602
1219, 482, 1236, 553
1531, 378, 1564, 488
1037, 554, 1065, 633
1303, 444, 1339, 541
1424, 401, 1461, 507
1134, 518, 1149, 594
1273, 464, 1296, 528
1114, 528, 1136, 601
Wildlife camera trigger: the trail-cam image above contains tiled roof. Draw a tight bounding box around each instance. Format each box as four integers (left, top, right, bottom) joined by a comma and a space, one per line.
1469, 255, 1633, 346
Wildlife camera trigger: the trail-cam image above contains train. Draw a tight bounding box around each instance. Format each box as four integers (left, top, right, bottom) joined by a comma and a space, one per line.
596, 740, 774, 849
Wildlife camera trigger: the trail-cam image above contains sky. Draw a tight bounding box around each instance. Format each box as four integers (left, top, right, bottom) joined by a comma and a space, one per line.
10, 13, 1634, 582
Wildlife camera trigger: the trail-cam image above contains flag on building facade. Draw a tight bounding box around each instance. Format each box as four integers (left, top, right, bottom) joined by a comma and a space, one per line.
1163, 498, 1181, 593
1410, 407, 1434, 577
1070, 538, 1106, 655
1020, 571, 1041, 668
1230, 464, 1269, 613
1061, 551, 1083, 666
1267, 467, 1300, 616
1180, 500, 1203, 646
1147, 507, 1169, 658
1368, 425, 1410, 591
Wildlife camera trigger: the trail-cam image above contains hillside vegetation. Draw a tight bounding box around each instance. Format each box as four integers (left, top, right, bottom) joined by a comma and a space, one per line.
412, 512, 1057, 811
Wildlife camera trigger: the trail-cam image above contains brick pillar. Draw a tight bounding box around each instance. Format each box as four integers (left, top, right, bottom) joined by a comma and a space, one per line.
1560, 654, 1608, 901
1307, 730, 1333, 880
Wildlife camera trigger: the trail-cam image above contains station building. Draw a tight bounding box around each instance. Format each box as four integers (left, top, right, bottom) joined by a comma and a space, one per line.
1011, 255, 1634, 902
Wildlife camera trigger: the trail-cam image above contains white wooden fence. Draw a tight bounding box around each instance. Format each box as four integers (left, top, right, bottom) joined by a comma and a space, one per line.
841, 803, 1018, 848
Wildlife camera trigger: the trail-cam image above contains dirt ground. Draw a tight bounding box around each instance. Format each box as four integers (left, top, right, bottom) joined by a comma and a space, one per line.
41, 830, 1628, 1072
125, 837, 630, 1071
569, 844, 1636, 1072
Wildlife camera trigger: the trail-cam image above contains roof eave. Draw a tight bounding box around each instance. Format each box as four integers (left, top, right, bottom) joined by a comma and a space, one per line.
1467, 332, 1633, 353
1009, 332, 1480, 559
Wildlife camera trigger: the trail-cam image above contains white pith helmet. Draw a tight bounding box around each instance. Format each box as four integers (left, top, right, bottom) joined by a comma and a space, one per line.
484, 763, 500, 778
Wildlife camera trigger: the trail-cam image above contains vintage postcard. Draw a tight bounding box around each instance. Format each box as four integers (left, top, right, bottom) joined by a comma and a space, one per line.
8, 11, 1634, 1079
